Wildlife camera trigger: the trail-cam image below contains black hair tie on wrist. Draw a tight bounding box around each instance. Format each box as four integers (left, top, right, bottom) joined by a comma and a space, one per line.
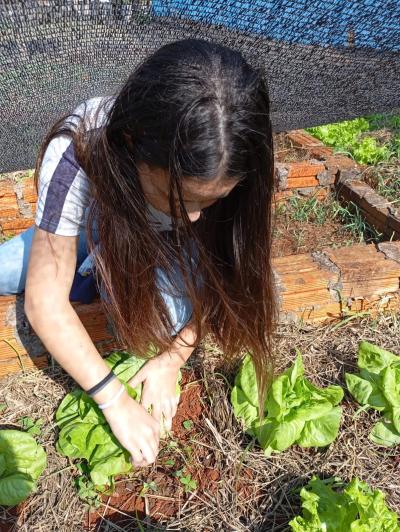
87, 370, 117, 397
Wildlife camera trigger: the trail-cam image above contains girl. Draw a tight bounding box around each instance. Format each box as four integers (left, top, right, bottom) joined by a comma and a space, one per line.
0, 38, 278, 468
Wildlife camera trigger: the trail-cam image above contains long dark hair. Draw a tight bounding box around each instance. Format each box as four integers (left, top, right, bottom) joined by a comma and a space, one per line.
34, 38, 279, 417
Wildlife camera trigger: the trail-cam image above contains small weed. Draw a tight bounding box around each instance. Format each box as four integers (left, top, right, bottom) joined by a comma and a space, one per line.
18, 416, 44, 436
183, 445, 193, 460
286, 194, 339, 226
182, 419, 194, 430
139, 481, 158, 497
75, 475, 102, 509
0, 403, 7, 413
173, 469, 197, 493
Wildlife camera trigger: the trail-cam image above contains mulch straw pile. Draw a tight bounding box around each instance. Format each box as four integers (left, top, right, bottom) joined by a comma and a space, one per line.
1, 311, 400, 531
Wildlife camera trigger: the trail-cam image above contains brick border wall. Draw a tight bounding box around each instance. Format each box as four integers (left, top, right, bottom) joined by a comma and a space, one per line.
278, 130, 400, 241
0, 177, 37, 238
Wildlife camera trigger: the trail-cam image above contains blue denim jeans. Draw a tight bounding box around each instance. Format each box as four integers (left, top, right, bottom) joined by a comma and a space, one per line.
0, 225, 197, 335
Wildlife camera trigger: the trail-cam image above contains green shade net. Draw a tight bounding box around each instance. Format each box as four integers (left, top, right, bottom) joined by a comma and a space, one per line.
0, 0, 399, 172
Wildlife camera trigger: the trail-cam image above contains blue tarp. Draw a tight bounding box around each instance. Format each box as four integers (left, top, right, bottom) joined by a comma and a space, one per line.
152, 0, 400, 51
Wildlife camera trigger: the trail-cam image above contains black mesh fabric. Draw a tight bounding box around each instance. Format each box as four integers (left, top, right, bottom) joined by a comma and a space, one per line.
0, 0, 399, 173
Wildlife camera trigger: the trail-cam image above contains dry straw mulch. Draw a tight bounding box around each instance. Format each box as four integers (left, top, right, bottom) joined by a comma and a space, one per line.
1, 311, 400, 531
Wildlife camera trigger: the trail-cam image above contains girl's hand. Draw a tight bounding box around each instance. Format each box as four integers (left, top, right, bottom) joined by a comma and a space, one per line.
128, 352, 182, 434
102, 388, 161, 468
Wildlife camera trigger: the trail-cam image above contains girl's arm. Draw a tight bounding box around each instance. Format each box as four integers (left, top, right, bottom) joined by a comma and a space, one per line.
24, 226, 161, 467
24, 227, 114, 394
161, 319, 199, 369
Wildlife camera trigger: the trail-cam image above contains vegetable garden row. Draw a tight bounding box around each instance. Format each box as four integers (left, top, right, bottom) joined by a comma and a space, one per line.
2, 339, 400, 529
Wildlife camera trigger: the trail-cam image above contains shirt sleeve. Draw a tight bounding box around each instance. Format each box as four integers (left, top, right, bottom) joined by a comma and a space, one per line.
34, 134, 91, 236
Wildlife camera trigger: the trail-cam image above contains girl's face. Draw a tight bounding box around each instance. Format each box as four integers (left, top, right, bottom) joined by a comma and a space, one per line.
137, 162, 239, 222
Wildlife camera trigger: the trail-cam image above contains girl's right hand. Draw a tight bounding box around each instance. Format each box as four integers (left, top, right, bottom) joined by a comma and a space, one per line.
101, 387, 161, 467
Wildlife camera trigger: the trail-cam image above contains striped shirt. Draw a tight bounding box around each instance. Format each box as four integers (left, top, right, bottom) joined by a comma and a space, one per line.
34, 96, 174, 237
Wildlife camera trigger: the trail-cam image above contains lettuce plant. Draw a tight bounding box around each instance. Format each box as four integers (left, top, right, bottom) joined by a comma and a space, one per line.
289, 476, 399, 531
55, 350, 181, 491
0, 430, 47, 506
345, 341, 400, 447
231, 351, 343, 456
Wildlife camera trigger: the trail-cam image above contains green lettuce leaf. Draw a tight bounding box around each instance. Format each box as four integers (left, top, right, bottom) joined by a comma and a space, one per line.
289, 476, 399, 531
231, 350, 344, 455
234, 354, 259, 407
369, 415, 400, 447
357, 341, 399, 374
346, 341, 400, 447
230, 386, 258, 435
55, 350, 181, 491
257, 417, 305, 456
0, 430, 47, 506
297, 407, 342, 448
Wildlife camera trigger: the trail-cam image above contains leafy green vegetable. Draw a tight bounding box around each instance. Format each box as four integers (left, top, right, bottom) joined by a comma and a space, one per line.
345, 341, 400, 447
75, 475, 102, 508
305, 113, 399, 165
0, 430, 47, 506
231, 350, 343, 456
19, 416, 44, 436
55, 350, 181, 491
289, 476, 399, 531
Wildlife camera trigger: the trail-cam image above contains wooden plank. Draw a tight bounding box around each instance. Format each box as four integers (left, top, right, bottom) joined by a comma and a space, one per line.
279, 270, 334, 294
281, 290, 334, 311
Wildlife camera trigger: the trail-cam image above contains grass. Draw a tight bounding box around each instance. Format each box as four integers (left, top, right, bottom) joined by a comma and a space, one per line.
274, 192, 385, 247
332, 200, 385, 244
283, 194, 339, 225
363, 161, 400, 206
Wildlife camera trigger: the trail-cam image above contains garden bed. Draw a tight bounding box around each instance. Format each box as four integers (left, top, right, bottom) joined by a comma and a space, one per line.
1, 312, 400, 531
1, 120, 400, 530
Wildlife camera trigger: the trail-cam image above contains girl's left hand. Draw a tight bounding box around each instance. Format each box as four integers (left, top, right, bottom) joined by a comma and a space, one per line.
127, 352, 181, 434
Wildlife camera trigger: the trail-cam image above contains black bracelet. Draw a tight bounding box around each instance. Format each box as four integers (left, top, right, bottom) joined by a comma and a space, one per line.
86, 370, 117, 397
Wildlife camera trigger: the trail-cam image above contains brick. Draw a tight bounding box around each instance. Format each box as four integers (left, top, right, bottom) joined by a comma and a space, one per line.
316, 170, 336, 186
336, 180, 400, 239
287, 161, 326, 178
325, 154, 359, 172
0, 206, 19, 219
286, 130, 324, 149
273, 190, 293, 202
308, 146, 334, 160
22, 178, 38, 203
2, 219, 34, 236
274, 163, 289, 191
0, 180, 15, 198
287, 176, 320, 188
0, 194, 18, 206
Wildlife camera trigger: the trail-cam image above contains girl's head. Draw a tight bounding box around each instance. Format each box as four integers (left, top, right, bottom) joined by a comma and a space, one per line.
35, 38, 278, 416
105, 38, 272, 228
